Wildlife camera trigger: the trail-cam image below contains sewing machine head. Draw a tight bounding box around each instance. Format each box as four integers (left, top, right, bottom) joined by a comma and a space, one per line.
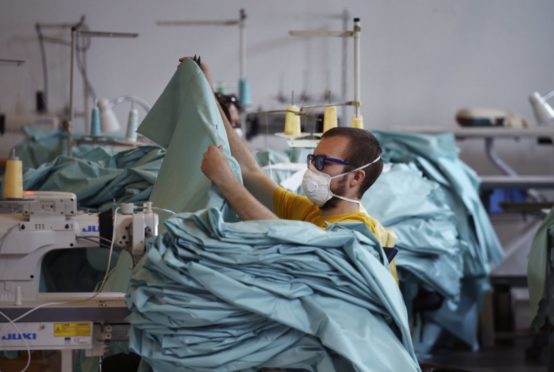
0, 191, 158, 305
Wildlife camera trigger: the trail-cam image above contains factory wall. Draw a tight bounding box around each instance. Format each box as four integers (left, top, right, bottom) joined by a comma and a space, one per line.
1, 0, 553, 174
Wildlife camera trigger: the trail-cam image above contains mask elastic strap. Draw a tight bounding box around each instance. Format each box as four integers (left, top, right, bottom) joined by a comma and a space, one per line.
332, 194, 362, 205
329, 155, 381, 204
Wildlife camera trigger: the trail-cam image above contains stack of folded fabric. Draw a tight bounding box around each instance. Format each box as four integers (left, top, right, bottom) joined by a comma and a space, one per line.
127, 208, 420, 371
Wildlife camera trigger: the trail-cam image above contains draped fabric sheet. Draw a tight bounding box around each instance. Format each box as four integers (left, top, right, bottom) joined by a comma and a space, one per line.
137, 59, 241, 220
127, 208, 420, 372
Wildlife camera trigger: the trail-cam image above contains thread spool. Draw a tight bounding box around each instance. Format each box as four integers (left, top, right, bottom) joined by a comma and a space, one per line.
239, 78, 251, 106
351, 115, 364, 129
3, 149, 23, 199
125, 108, 139, 142
323, 106, 338, 133
284, 105, 301, 136
90, 106, 101, 136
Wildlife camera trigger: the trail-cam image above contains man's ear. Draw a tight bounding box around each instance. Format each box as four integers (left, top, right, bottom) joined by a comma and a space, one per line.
351, 169, 365, 186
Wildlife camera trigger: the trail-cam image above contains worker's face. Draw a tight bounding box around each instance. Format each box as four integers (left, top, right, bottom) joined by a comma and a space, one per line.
313, 136, 354, 208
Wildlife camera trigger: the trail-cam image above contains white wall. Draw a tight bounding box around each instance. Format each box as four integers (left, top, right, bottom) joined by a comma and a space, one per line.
1, 0, 553, 174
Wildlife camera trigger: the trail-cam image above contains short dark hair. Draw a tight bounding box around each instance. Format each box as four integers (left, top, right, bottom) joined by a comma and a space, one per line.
321, 127, 383, 197
215, 93, 242, 122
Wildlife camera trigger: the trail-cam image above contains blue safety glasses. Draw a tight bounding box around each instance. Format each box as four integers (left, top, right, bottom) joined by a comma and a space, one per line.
307, 154, 351, 171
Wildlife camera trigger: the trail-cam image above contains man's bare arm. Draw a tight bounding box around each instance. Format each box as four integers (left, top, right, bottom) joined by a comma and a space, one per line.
216, 103, 278, 210
201, 145, 278, 220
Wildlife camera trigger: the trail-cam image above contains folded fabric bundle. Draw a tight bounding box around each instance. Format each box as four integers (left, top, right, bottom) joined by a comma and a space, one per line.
128, 208, 421, 372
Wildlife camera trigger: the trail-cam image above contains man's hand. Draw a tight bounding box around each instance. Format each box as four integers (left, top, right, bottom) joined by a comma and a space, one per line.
201, 145, 237, 187
179, 55, 213, 87
201, 145, 278, 221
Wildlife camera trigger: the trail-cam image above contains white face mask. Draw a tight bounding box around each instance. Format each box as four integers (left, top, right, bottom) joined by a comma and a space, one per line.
301, 156, 381, 207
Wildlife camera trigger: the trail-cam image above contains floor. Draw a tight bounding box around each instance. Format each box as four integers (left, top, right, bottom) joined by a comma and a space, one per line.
420, 290, 550, 372
421, 339, 548, 372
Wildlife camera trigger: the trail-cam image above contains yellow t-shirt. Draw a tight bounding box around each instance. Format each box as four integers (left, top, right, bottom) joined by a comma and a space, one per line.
273, 187, 398, 282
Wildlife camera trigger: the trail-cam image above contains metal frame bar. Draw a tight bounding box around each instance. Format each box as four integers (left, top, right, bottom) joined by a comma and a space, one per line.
67, 26, 138, 156
289, 17, 362, 121
545, 225, 554, 372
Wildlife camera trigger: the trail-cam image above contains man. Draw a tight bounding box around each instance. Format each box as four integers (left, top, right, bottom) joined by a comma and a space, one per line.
189, 57, 396, 279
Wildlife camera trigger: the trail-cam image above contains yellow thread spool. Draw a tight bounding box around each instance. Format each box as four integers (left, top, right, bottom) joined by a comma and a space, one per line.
323, 106, 338, 133
351, 115, 364, 129
3, 149, 23, 199
284, 105, 301, 136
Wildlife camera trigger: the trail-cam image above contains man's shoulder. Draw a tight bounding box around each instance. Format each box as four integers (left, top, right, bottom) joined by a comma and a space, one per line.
275, 187, 313, 205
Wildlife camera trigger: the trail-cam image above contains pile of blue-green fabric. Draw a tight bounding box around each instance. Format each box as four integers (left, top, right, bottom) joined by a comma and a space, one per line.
371, 131, 504, 353
127, 209, 420, 371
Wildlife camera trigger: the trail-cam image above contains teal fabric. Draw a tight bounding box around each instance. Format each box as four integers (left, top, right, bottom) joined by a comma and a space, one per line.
137, 59, 241, 221
21, 146, 164, 213
363, 163, 464, 304
372, 130, 503, 353
128, 208, 420, 372
13, 127, 120, 169
528, 208, 554, 327
373, 131, 503, 274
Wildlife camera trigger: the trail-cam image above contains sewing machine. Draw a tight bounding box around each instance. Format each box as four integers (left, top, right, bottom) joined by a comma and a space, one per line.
0, 191, 158, 370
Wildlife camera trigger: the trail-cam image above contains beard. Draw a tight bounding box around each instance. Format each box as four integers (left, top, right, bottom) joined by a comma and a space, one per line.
319, 178, 348, 211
